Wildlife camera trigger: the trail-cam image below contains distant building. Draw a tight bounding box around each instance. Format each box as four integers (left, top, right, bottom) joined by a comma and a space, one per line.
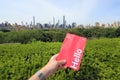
113, 21, 117, 28
86, 24, 91, 29
44, 23, 51, 28
53, 17, 55, 28
55, 20, 60, 28
101, 24, 105, 28
33, 16, 35, 26
72, 22, 77, 28
0, 24, 3, 29
95, 22, 100, 27
67, 24, 72, 28
105, 23, 111, 28
0, 22, 12, 31
113, 21, 120, 28
36, 23, 43, 28
63, 16, 66, 28
77, 24, 84, 28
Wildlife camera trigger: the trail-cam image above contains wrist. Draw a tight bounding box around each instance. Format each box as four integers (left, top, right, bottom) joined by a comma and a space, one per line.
40, 66, 50, 78
36, 71, 46, 80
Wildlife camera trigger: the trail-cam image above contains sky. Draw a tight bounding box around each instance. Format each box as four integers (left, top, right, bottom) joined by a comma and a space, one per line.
0, 0, 120, 25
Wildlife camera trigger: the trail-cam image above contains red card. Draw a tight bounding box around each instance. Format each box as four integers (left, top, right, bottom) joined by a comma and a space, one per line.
57, 33, 87, 71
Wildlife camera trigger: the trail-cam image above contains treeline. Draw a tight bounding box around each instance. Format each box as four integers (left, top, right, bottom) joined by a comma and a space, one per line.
0, 27, 120, 43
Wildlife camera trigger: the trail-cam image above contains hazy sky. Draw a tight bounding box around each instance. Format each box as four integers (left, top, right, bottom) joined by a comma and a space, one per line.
0, 0, 120, 25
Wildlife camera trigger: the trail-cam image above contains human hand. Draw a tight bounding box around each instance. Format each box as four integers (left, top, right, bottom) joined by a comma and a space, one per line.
40, 54, 66, 78
29, 54, 66, 80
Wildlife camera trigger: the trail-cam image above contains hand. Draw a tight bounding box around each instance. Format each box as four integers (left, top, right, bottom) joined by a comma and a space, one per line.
29, 54, 66, 80
40, 54, 66, 78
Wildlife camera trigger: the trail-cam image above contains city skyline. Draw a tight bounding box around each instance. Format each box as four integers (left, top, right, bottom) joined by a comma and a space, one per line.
0, 0, 120, 25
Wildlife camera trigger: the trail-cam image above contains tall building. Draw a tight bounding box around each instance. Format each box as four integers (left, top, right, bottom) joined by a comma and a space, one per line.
53, 17, 55, 28
63, 16, 66, 28
33, 16, 35, 26
57, 20, 60, 25
56, 20, 60, 28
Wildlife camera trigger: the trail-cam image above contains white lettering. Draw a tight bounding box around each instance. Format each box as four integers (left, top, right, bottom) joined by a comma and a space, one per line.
70, 49, 83, 70
74, 52, 80, 58
70, 61, 78, 69
74, 57, 79, 62
77, 49, 82, 54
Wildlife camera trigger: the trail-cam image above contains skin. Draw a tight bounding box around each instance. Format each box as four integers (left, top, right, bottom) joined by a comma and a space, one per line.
29, 54, 66, 80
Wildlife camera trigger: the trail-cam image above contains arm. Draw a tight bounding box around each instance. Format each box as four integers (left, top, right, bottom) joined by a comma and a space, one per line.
29, 54, 66, 80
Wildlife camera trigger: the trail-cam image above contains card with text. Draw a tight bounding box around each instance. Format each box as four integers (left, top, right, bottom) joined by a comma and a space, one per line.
57, 33, 87, 71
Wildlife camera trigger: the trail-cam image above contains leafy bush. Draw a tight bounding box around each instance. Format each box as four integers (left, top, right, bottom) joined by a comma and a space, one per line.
0, 38, 120, 80
0, 27, 120, 43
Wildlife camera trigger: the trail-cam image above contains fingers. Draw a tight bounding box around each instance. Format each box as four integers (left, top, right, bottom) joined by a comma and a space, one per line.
60, 65, 67, 69
52, 54, 66, 66
57, 60, 66, 65
53, 54, 59, 58
50, 54, 59, 60
49, 54, 67, 70
57, 60, 66, 69
63, 66, 67, 69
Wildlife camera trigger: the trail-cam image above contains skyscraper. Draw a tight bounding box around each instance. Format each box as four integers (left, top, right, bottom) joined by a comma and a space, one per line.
33, 16, 35, 26
63, 16, 66, 28
53, 17, 55, 28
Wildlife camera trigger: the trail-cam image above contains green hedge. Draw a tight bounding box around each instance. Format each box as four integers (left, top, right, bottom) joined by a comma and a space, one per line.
0, 38, 120, 80
0, 27, 120, 43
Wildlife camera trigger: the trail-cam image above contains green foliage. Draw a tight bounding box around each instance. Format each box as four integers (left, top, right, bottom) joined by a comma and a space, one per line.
0, 38, 120, 80
0, 27, 120, 43
115, 27, 120, 37
0, 31, 4, 43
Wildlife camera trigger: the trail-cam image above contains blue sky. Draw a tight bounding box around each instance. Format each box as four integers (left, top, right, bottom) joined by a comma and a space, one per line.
0, 0, 120, 25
